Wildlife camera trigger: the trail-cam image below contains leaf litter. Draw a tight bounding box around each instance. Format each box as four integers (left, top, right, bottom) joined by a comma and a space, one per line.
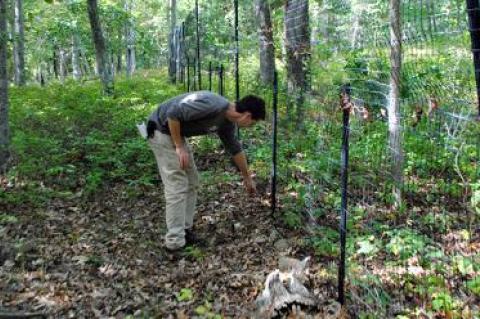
0, 165, 335, 318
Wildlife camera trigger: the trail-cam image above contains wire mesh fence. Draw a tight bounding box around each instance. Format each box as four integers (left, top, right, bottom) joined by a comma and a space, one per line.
173, 0, 479, 316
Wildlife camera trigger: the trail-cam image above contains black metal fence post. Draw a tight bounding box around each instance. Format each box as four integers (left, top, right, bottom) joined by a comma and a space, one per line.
234, 0, 240, 137
466, 0, 480, 116
193, 58, 197, 91
338, 84, 351, 306
271, 71, 278, 216
209, 61, 212, 91
186, 57, 190, 92
195, 0, 202, 90
218, 64, 224, 96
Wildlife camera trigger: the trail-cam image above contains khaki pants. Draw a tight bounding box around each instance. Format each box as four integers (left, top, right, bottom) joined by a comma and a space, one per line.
148, 131, 199, 250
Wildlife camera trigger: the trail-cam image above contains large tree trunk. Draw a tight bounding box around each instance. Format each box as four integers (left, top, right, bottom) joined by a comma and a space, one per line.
72, 34, 81, 80
0, 0, 9, 170
125, 0, 135, 77
255, 0, 275, 85
168, 0, 176, 83
284, 0, 310, 129
87, 0, 114, 94
388, 0, 403, 208
12, 0, 25, 86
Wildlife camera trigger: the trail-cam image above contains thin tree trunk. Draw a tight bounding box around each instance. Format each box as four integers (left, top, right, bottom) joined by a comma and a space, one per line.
284, 0, 310, 129
0, 0, 10, 170
125, 0, 136, 77
350, 2, 361, 49
12, 0, 25, 86
117, 28, 122, 73
59, 47, 67, 83
388, 0, 403, 208
87, 0, 114, 94
52, 47, 59, 79
72, 34, 81, 80
168, 0, 177, 83
310, 1, 320, 44
255, 0, 275, 85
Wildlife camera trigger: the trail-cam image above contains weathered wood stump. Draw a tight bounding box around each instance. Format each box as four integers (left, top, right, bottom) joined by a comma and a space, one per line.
254, 257, 344, 319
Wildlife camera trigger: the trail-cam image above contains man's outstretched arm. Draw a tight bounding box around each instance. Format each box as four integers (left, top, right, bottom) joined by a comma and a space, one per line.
232, 151, 256, 195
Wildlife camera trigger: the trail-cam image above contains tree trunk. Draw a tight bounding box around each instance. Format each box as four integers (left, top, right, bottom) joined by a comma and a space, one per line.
125, 0, 135, 77
87, 0, 114, 94
0, 0, 10, 170
72, 34, 81, 80
310, 1, 320, 45
175, 26, 182, 83
284, 0, 310, 129
168, 0, 177, 83
12, 0, 25, 86
255, 0, 275, 85
388, 0, 403, 208
52, 46, 59, 79
116, 28, 122, 73
59, 47, 67, 83
178, 23, 185, 83
350, 4, 361, 49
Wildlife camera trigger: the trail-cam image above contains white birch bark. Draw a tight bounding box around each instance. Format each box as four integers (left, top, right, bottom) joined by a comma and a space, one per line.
388, 0, 404, 207
125, 0, 136, 77
72, 34, 81, 80
59, 47, 67, 83
13, 0, 25, 86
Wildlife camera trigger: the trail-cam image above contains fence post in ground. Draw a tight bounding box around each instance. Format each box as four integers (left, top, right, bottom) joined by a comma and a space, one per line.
338, 84, 352, 306
466, 0, 480, 116
218, 64, 224, 96
271, 71, 278, 216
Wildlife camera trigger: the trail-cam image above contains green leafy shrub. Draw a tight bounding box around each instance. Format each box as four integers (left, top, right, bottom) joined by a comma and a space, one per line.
385, 229, 430, 260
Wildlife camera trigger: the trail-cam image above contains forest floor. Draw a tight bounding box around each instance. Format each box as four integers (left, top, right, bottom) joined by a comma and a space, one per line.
0, 153, 337, 318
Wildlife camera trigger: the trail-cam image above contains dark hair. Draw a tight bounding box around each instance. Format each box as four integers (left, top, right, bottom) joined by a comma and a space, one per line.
236, 95, 266, 120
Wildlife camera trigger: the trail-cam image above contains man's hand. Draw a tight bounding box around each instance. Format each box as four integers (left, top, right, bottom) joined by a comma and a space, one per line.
243, 175, 257, 195
176, 146, 189, 169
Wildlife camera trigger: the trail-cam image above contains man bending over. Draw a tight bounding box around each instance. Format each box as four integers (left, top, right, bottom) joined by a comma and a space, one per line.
146, 91, 266, 251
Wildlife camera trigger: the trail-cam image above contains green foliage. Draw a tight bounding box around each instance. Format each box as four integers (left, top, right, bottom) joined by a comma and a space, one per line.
385, 229, 430, 260
467, 276, 480, 296
176, 288, 194, 302
184, 246, 205, 261
431, 291, 455, 312
194, 301, 222, 318
282, 211, 302, 229
356, 236, 380, 257
309, 226, 339, 257
8, 72, 182, 199
0, 214, 18, 224
472, 183, 480, 216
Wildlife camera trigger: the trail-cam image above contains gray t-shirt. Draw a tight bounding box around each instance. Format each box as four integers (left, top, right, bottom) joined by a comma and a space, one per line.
148, 91, 242, 155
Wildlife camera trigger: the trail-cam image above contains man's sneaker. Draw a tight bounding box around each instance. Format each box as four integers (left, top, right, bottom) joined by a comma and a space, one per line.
185, 229, 208, 247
